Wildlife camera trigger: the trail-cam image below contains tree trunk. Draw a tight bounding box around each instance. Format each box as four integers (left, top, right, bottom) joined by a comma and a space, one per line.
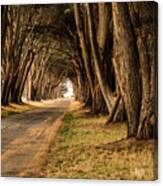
1, 65, 13, 105
112, 2, 141, 137
86, 3, 121, 118
74, 4, 95, 104
128, 2, 158, 139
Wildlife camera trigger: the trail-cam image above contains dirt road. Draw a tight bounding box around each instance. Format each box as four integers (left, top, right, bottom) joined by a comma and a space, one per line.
1, 98, 71, 177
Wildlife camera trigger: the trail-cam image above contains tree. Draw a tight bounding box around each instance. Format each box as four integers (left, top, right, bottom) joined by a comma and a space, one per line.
1, 2, 157, 140
112, 2, 157, 139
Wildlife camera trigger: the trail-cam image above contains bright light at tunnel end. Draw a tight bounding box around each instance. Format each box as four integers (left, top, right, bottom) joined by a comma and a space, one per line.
64, 80, 74, 98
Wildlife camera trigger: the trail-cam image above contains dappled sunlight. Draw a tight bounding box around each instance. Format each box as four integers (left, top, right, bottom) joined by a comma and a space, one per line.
1, 103, 38, 118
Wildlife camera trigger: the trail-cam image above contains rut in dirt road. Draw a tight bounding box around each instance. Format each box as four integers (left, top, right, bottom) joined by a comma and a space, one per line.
1, 98, 71, 177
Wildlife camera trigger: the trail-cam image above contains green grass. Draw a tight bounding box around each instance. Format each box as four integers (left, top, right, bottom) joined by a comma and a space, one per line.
45, 107, 157, 180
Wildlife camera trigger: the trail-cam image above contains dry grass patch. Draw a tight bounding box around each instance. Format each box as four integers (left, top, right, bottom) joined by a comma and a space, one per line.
45, 105, 157, 180
1, 103, 38, 118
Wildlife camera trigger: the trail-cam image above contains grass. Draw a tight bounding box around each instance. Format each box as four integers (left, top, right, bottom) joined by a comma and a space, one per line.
44, 102, 157, 180
1, 103, 38, 118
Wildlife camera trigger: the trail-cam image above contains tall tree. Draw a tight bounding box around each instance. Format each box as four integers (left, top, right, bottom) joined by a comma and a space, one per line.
112, 2, 157, 139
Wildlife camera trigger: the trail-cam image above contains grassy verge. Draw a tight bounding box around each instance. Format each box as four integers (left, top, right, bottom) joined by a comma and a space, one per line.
45, 102, 157, 180
1, 103, 38, 118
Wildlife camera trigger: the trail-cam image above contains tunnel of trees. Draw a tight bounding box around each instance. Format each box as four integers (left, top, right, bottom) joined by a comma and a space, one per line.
1, 2, 157, 140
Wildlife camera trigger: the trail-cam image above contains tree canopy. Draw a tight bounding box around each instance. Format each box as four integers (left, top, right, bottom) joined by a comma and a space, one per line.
1, 2, 157, 139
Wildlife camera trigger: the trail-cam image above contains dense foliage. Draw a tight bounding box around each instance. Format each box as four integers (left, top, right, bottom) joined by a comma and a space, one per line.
1, 2, 157, 139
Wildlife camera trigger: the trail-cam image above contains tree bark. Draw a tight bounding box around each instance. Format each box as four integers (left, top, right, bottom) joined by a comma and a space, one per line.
128, 2, 158, 139
86, 3, 120, 117
112, 2, 141, 137
74, 4, 95, 104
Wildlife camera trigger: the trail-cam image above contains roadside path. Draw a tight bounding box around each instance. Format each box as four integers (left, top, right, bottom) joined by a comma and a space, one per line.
1, 98, 71, 177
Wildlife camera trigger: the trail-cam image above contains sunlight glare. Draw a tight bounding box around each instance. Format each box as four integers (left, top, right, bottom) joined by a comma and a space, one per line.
64, 80, 74, 98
